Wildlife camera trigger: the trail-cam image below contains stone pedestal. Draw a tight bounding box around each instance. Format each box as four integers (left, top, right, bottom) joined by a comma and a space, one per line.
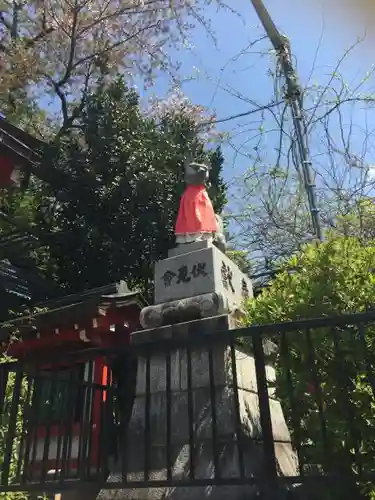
141, 242, 253, 330
98, 316, 299, 499
155, 241, 252, 306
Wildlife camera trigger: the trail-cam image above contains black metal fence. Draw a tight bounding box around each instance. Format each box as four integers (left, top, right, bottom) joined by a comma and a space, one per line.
2, 311, 375, 499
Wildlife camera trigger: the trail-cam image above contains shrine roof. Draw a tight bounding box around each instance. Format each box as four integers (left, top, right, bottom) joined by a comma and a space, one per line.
0, 281, 146, 342
0, 116, 45, 166
0, 259, 58, 301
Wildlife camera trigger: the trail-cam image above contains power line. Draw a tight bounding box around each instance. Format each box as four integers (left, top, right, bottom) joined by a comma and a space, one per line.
200, 100, 284, 127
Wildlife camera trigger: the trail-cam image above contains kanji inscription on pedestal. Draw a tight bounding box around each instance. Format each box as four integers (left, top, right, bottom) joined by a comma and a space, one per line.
154, 244, 252, 306
161, 262, 208, 288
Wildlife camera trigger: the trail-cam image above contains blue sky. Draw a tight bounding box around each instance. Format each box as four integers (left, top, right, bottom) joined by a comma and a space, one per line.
22, 0, 375, 261
147, 0, 375, 194
34, 0, 375, 221
36, 0, 375, 188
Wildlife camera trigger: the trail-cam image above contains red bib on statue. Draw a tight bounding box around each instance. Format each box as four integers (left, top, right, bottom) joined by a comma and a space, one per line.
175, 184, 218, 235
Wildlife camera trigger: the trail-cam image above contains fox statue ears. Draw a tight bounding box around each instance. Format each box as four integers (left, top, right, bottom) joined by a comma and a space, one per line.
184, 161, 211, 185
188, 162, 211, 172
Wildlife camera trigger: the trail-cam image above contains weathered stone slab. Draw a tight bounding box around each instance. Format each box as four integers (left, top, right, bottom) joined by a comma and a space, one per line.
134, 345, 276, 397
133, 315, 239, 345
133, 315, 276, 358
168, 241, 212, 258
139, 293, 229, 330
98, 339, 298, 499
128, 386, 290, 445
99, 441, 263, 499
154, 245, 253, 307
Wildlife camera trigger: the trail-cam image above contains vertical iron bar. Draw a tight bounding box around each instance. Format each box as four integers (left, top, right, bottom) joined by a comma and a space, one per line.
0, 362, 8, 411
77, 371, 87, 479
208, 344, 219, 478
280, 331, 304, 474
117, 351, 138, 486
83, 359, 94, 481
305, 329, 330, 461
15, 368, 34, 483
59, 369, 76, 483
166, 350, 172, 481
78, 360, 94, 480
2, 366, 23, 487
120, 368, 129, 485
23, 368, 40, 484
186, 346, 195, 480
101, 367, 113, 481
229, 339, 245, 479
54, 373, 66, 480
332, 327, 362, 475
85, 391, 95, 482
144, 353, 151, 482
252, 333, 278, 492
96, 377, 106, 478
41, 369, 59, 483
29, 370, 43, 479
358, 323, 375, 399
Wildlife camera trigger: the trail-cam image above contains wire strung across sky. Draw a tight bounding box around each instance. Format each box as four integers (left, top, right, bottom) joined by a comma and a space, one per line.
199, 100, 284, 129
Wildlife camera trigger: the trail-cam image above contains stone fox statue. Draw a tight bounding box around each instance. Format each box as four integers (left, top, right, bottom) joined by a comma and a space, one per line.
175, 161, 227, 253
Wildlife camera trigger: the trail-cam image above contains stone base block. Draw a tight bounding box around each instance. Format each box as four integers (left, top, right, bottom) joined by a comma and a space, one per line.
167, 241, 212, 258
98, 319, 298, 500
154, 243, 252, 309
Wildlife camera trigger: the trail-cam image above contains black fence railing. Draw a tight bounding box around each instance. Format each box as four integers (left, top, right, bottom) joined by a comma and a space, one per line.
1, 311, 375, 499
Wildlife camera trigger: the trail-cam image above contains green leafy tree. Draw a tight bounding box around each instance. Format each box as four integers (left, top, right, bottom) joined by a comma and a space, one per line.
34, 79, 227, 296
335, 198, 375, 241
0, 354, 29, 500
0, 0, 229, 134
244, 234, 375, 499
226, 249, 252, 275
221, 34, 375, 277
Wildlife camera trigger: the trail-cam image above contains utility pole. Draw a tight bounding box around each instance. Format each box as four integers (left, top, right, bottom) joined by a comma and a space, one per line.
250, 0, 323, 241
